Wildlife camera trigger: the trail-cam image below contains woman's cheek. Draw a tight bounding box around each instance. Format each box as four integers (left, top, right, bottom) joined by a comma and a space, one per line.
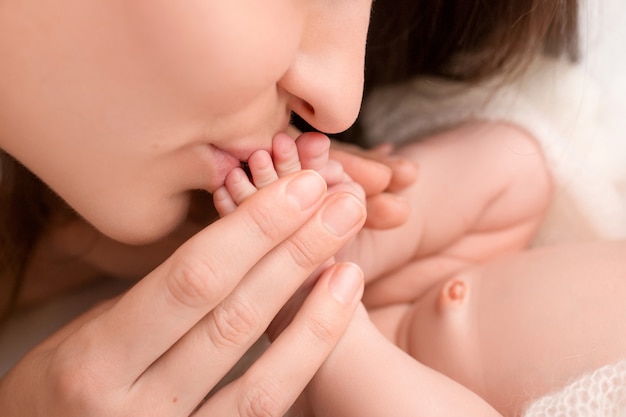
122, 0, 301, 109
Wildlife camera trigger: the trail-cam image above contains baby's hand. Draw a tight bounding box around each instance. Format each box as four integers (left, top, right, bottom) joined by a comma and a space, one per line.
288, 125, 418, 230
329, 141, 418, 229
213, 132, 362, 216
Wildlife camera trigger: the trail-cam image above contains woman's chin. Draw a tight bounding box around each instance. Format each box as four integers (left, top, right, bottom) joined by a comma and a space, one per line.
94, 204, 190, 246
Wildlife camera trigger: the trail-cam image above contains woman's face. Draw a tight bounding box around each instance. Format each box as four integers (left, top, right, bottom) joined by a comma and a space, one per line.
0, 0, 372, 243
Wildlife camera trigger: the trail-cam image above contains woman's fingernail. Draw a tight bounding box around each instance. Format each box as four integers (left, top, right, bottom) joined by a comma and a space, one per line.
286, 171, 326, 209
329, 263, 363, 304
321, 194, 364, 236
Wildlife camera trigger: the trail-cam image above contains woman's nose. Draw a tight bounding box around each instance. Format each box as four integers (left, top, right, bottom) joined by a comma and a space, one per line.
278, 2, 371, 134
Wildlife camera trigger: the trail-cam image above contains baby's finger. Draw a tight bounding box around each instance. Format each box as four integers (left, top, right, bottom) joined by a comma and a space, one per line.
370, 142, 395, 155
364, 193, 411, 229
197, 263, 364, 417
247, 150, 279, 189
331, 148, 392, 196
330, 141, 419, 194
383, 156, 419, 192
213, 186, 238, 216
295, 132, 332, 173
224, 167, 258, 205
318, 159, 346, 188
272, 132, 301, 176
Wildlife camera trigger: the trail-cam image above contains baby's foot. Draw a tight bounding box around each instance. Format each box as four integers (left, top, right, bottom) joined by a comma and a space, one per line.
213, 132, 346, 216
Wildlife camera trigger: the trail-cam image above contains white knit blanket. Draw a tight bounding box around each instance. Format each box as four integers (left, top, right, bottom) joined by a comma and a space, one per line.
523, 360, 626, 417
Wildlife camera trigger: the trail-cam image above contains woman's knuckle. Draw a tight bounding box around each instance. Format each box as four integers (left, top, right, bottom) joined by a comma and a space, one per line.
283, 235, 320, 271
167, 254, 222, 308
305, 313, 337, 343
238, 380, 283, 417
48, 354, 109, 413
244, 204, 283, 243
209, 298, 260, 348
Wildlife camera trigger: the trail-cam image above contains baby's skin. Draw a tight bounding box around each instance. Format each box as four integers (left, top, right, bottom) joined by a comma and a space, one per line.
213, 128, 500, 417
213, 131, 359, 217
214, 121, 553, 313
394, 240, 626, 415
213, 131, 365, 297
219, 127, 626, 417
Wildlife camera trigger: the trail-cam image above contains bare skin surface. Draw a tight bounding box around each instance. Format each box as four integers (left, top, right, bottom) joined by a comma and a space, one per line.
219, 120, 609, 417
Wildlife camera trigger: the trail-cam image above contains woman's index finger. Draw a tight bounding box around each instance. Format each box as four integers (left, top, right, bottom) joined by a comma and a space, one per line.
85, 171, 327, 384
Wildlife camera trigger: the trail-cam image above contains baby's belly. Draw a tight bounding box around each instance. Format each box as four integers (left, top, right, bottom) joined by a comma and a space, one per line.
400, 241, 626, 416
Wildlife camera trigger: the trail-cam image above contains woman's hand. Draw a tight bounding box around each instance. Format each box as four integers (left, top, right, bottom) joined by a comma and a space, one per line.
0, 170, 366, 417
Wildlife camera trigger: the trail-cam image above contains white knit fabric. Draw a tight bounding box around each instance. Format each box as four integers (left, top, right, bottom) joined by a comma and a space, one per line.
523, 361, 626, 417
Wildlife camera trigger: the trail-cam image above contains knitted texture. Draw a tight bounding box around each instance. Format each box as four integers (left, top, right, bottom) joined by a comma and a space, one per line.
523, 360, 626, 417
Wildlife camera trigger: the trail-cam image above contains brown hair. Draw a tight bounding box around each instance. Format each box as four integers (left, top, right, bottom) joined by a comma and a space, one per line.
0, 153, 62, 322
0, 0, 579, 322
364, 0, 579, 89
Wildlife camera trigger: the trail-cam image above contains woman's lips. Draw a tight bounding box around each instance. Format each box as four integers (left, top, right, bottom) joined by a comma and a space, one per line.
203, 145, 242, 193
205, 118, 291, 191
206, 144, 270, 192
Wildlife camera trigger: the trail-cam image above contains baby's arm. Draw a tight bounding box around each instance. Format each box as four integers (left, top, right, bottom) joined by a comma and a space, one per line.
342, 121, 552, 307
368, 241, 626, 416
306, 306, 502, 417
211, 133, 503, 417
